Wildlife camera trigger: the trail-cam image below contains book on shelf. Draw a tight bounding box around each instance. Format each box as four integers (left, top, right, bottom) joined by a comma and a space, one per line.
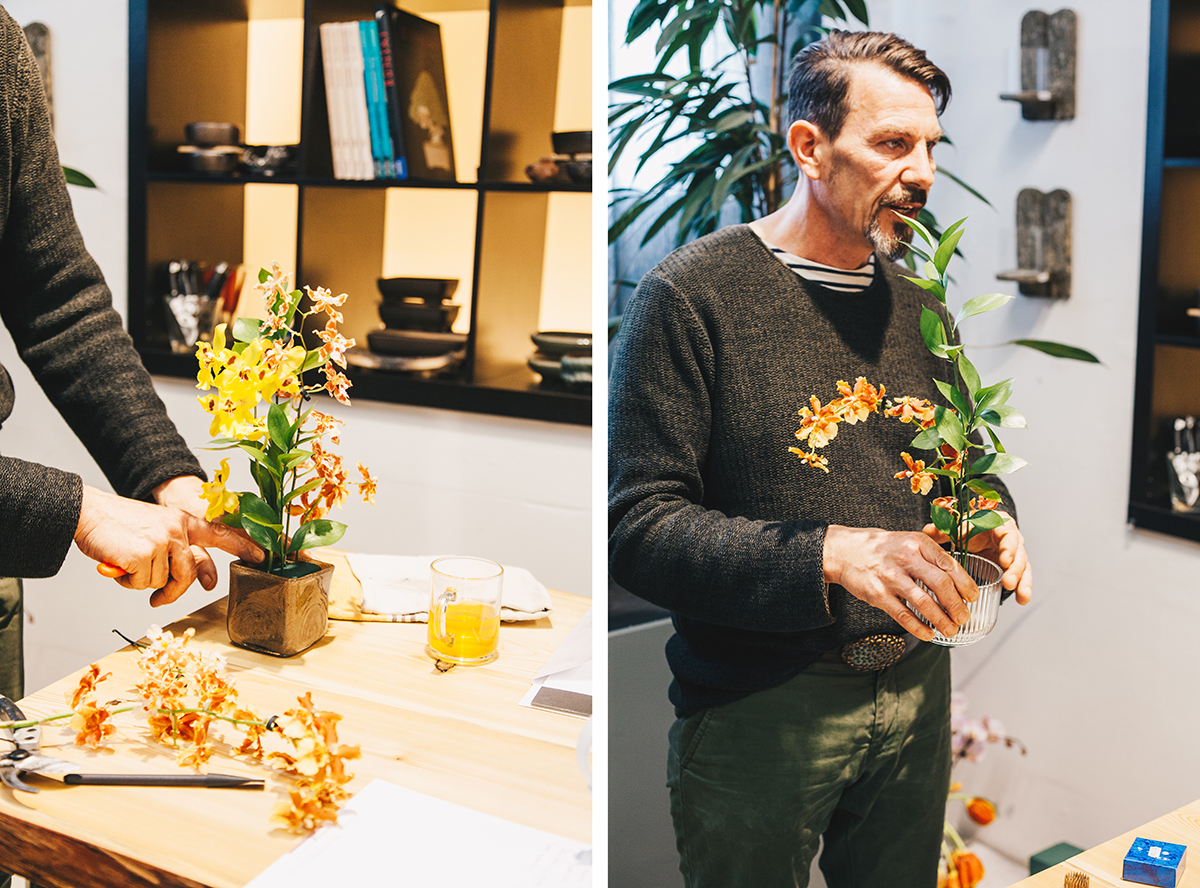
359, 20, 397, 179
318, 21, 374, 180
373, 6, 408, 178
374, 5, 456, 182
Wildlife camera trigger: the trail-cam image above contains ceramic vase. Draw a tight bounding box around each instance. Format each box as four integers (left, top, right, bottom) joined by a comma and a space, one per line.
226, 559, 333, 657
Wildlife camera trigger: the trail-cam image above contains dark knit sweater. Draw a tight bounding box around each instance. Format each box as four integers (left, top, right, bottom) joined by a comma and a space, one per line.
0, 6, 202, 578
608, 224, 1014, 714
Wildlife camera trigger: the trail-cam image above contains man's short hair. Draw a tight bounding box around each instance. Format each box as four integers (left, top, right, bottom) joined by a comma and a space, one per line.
786, 30, 951, 139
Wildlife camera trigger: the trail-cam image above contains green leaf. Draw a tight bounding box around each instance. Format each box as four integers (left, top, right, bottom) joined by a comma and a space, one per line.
985, 425, 1006, 454
1010, 339, 1101, 363
62, 166, 97, 188
968, 452, 1029, 476
920, 306, 948, 357
232, 317, 262, 343
894, 212, 936, 248
923, 260, 939, 282
910, 427, 943, 450
220, 512, 244, 529
267, 403, 293, 453
933, 224, 966, 277
935, 379, 972, 418
287, 519, 348, 554
930, 503, 955, 535
966, 479, 1003, 500
243, 520, 282, 556
280, 449, 311, 471
956, 353, 981, 398
956, 293, 1013, 327
968, 509, 1007, 530
979, 404, 1028, 429
238, 493, 283, 530
934, 405, 966, 453
900, 274, 947, 302
285, 477, 322, 504
238, 442, 282, 480
936, 168, 994, 209
258, 267, 271, 285
976, 378, 1014, 411
301, 349, 324, 373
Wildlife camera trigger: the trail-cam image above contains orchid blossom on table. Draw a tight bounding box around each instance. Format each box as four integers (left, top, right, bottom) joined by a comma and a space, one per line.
194, 265, 376, 576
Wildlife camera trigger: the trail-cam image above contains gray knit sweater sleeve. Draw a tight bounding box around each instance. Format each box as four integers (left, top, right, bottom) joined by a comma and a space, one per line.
0, 8, 202, 578
608, 242, 833, 634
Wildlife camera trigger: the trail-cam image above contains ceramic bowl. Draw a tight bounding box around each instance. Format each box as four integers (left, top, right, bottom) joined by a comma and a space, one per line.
367, 329, 467, 357
552, 130, 592, 156
531, 331, 592, 357
378, 300, 459, 331
376, 277, 459, 304
185, 121, 240, 147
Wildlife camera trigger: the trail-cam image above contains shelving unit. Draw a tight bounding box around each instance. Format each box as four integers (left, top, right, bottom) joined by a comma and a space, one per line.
1131, 0, 1200, 539
127, 0, 592, 426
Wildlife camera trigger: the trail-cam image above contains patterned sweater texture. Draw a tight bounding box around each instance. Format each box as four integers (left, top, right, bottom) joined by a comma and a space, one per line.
608, 224, 1015, 714
0, 6, 202, 578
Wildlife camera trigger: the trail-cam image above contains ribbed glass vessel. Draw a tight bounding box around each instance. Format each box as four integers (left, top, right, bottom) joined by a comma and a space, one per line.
910, 553, 1003, 646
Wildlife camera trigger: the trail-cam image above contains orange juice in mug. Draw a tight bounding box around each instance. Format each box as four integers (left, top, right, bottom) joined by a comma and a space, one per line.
427, 557, 504, 665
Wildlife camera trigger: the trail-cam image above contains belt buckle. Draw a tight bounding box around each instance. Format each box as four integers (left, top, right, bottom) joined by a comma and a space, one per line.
840, 634, 906, 671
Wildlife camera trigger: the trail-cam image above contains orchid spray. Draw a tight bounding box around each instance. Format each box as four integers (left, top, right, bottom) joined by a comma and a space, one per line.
195, 265, 376, 576
791, 217, 1097, 558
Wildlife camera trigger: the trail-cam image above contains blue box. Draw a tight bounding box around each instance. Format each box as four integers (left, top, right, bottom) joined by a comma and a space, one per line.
1123, 837, 1187, 887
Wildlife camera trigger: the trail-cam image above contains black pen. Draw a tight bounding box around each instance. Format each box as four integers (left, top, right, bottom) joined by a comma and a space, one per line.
61, 773, 264, 789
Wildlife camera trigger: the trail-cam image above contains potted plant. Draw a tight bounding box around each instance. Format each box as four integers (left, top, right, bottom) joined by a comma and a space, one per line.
195, 264, 376, 656
790, 218, 1097, 640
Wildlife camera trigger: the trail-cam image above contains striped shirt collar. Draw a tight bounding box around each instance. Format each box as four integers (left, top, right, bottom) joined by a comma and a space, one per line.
755, 233, 877, 293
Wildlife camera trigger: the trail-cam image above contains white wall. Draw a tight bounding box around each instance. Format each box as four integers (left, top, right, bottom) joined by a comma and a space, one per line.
0, 0, 591, 694
870, 0, 1192, 864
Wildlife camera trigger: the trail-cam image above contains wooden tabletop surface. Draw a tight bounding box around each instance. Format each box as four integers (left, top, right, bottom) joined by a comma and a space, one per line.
0, 586, 591, 888
1008, 797, 1200, 887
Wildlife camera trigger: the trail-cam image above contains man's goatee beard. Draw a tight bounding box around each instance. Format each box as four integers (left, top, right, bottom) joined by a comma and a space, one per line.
866, 188, 926, 260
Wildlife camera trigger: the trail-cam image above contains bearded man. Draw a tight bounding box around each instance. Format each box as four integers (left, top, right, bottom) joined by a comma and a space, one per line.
608, 30, 1032, 887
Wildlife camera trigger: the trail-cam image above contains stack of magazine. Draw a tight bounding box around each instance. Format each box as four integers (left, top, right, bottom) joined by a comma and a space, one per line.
319, 6, 457, 182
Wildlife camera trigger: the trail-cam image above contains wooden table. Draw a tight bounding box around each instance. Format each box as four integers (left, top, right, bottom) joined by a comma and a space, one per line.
0, 588, 591, 888
1009, 798, 1200, 887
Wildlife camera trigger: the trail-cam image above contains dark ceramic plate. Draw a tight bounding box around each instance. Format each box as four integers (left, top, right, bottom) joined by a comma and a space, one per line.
531, 331, 592, 357
376, 277, 459, 304
368, 329, 467, 357
378, 301, 460, 331
552, 130, 592, 156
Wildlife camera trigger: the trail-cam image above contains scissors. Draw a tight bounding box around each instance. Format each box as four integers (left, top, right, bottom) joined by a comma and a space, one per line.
0, 696, 262, 791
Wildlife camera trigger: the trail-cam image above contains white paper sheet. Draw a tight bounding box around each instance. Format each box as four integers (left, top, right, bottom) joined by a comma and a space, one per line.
245, 779, 591, 887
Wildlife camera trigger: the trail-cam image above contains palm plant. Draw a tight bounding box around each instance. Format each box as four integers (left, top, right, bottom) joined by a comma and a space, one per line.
608, 0, 988, 256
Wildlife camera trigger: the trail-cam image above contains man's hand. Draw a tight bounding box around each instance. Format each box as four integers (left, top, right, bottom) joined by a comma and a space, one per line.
75, 484, 265, 607
823, 524, 979, 641
151, 475, 218, 591
922, 511, 1032, 605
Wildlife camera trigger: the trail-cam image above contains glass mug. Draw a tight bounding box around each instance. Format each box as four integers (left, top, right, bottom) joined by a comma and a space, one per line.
427, 557, 504, 665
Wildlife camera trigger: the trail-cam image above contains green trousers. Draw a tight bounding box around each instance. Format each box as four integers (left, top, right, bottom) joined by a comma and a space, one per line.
0, 577, 22, 701
0, 577, 20, 888
667, 642, 951, 888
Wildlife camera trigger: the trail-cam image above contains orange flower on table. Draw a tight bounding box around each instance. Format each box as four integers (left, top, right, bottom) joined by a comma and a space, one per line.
895, 452, 935, 495
834, 377, 885, 423
68, 663, 111, 709
966, 796, 997, 825
71, 702, 115, 749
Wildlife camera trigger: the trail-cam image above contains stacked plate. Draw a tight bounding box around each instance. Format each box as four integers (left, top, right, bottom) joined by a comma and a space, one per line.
528, 331, 592, 392
346, 277, 467, 376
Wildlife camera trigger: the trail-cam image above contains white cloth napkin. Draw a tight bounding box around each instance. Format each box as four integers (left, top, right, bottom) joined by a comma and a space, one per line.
348, 554, 552, 622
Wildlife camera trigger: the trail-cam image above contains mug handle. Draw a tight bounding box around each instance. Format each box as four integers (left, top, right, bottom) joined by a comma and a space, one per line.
433, 587, 457, 648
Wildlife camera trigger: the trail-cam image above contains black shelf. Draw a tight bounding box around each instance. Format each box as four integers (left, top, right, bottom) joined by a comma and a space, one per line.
145, 171, 591, 194
1155, 333, 1200, 348
128, 0, 592, 428
1129, 501, 1200, 544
